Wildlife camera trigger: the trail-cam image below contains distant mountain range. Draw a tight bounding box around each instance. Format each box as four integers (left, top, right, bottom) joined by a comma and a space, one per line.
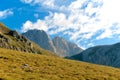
0, 22, 53, 55
69, 43, 120, 67
23, 29, 83, 57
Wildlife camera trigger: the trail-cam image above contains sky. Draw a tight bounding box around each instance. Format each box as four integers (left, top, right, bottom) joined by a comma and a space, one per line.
1, 0, 120, 49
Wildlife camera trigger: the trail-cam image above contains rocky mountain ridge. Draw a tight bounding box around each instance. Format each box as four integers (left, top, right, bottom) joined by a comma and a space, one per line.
22, 30, 56, 53
69, 43, 120, 67
23, 29, 83, 57
52, 36, 83, 57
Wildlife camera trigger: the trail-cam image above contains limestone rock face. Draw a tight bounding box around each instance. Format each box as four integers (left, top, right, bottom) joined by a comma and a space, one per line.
23, 30, 56, 53
52, 37, 83, 57
23, 30, 83, 57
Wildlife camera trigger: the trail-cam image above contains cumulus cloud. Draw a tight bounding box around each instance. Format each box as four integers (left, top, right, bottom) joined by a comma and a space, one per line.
21, 20, 48, 32
21, 0, 120, 48
20, 0, 55, 8
0, 9, 13, 19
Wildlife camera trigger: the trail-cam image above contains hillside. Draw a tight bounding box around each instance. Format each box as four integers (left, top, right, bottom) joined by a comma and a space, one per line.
69, 42, 120, 68
0, 22, 53, 55
1, 48, 120, 80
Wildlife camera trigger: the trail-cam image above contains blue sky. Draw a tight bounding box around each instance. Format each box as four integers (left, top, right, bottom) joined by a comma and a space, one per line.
1, 0, 120, 49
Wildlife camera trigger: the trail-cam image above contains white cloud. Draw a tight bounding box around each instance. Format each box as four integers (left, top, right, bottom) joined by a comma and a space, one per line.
20, 0, 55, 8
43, 0, 55, 8
96, 29, 112, 40
34, 13, 39, 18
20, 0, 33, 4
21, 20, 48, 32
21, 0, 120, 48
0, 9, 13, 19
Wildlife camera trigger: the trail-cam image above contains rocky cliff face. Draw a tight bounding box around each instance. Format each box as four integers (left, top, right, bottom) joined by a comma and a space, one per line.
69, 43, 120, 67
52, 37, 83, 57
23, 30, 83, 57
0, 23, 52, 55
22, 30, 56, 53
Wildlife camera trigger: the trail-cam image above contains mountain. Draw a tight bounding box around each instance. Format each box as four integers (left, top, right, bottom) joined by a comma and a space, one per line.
69, 42, 120, 67
23, 30, 83, 57
52, 37, 83, 57
0, 22, 53, 55
22, 29, 56, 53
1, 48, 120, 80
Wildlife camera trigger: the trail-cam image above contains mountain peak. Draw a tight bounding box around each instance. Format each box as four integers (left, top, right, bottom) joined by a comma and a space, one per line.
23, 30, 83, 57
28, 29, 45, 33
23, 29, 56, 53
53, 36, 83, 57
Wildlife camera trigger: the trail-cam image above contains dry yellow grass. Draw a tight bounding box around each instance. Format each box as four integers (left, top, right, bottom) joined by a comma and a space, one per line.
0, 48, 120, 80
0, 23, 10, 34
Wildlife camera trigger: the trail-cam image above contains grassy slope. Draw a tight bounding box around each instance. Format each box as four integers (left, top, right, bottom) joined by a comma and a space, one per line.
0, 48, 120, 80
0, 23, 10, 34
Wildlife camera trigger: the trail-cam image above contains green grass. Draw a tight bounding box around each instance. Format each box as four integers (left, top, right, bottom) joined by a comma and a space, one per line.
0, 48, 120, 80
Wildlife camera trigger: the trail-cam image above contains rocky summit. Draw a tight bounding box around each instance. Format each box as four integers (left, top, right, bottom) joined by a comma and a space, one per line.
22, 29, 56, 53
52, 37, 83, 57
23, 30, 83, 57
